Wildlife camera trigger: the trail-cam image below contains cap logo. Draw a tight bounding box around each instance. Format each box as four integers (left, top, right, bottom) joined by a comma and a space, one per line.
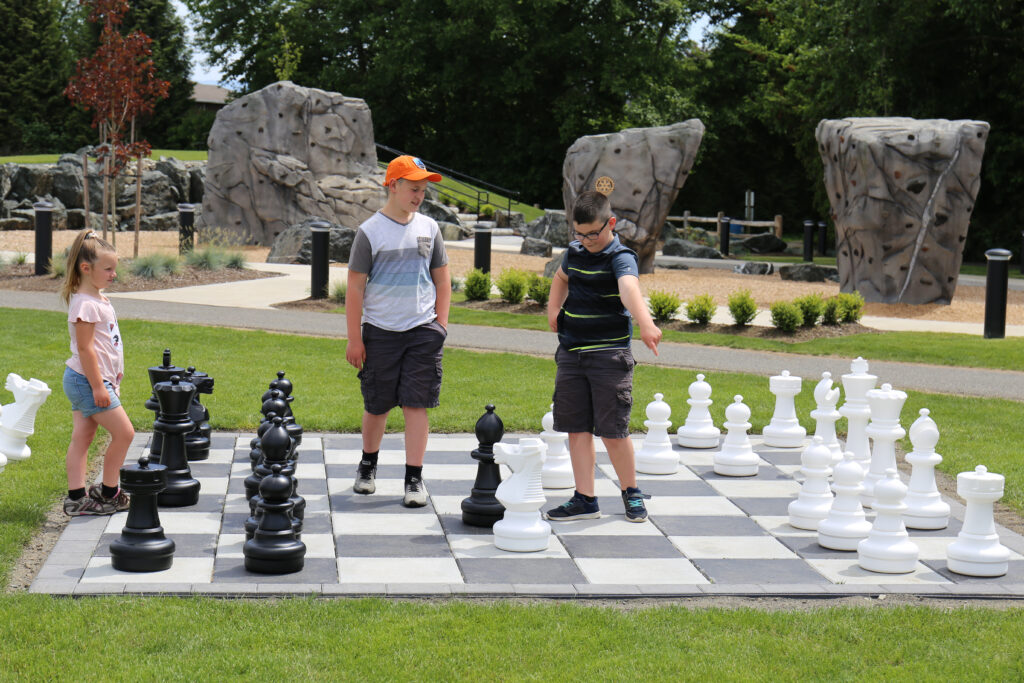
413, 157, 426, 170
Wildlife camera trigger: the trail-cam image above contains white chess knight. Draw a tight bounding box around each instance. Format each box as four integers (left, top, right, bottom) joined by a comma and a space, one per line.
857, 469, 919, 574
676, 374, 720, 449
539, 404, 573, 489
0, 373, 52, 461
493, 438, 552, 552
714, 396, 759, 477
788, 436, 835, 530
810, 372, 843, 465
903, 409, 950, 530
839, 357, 877, 469
635, 393, 677, 475
762, 370, 806, 448
817, 450, 872, 551
862, 383, 907, 508
946, 465, 1012, 577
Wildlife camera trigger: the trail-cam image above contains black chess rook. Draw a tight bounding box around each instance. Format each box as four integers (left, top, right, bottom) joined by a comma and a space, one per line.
109, 456, 176, 572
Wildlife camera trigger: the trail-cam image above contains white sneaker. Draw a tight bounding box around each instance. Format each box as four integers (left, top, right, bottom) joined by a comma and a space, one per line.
402, 476, 427, 507
353, 460, 376, 495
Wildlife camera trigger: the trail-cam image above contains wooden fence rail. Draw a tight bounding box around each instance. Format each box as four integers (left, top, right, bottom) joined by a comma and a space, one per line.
667, 211, 783, 239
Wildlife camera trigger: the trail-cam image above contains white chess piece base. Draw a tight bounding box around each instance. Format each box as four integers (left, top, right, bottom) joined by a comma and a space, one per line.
494, 512, 552, 552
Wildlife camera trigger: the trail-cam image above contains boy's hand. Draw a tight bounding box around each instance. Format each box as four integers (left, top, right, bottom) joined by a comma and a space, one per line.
547, 310, 559, 333
346, 338, 366, 370
639, 321, 662, 356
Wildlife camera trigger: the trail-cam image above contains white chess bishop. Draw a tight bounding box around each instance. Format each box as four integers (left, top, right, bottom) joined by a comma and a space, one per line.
788, 436, 835, 530
714, 396, 759, 477
636, 393, 677, 475
903, 409, 950, 530
539, 404, 573, 489
862, 383, 907, 508
810, 372, 843, 464
839, 357, 877, 469
762, 371, 806, 448
817, 451, 872, 551
0, 373, 52, 461
857, 469, 919, 574
676, 374, 720, 449
493, 438, 551, 552
946, 465, 1012, 577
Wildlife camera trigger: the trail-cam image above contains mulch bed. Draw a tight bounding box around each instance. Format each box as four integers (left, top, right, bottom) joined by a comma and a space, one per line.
0, 263, 275, 293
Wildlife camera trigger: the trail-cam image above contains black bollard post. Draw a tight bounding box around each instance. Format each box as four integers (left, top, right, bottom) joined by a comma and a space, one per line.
984, 248, 1012, 339
717, 215, 730, 257
177, 203, 195, 255
309, 220, 331, 299
803, 220, 815, 262
474, 226, 492, 273
1020, 232, 1024, 276
817, 220, 828, 256
33, 201, 53, 275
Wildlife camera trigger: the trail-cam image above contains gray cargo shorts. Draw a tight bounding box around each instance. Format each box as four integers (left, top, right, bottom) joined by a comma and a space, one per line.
358, 320, 446, 414
552, 346, 635, 439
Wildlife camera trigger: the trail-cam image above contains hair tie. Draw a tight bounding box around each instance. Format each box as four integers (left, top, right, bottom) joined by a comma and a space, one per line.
86, 231, 98, 239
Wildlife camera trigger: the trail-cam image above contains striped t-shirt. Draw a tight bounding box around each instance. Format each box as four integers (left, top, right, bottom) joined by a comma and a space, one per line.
556, 236, 639, 352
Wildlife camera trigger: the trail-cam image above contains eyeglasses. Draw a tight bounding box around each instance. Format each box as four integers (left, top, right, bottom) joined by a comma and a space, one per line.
573, 218, 610, 242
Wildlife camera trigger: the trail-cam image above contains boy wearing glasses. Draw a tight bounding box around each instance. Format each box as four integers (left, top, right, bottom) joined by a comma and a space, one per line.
545, 190, 662, 522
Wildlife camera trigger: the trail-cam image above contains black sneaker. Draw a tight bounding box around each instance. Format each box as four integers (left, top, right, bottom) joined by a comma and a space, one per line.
544, 491, 600, 521
353, 459, 376, 495
403, 476, 427, 507
622, 487, 651, 523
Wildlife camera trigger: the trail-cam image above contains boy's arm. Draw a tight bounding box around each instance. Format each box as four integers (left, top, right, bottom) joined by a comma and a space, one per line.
431, 264, 451, 329
618, 274, 661, 355
547, 268, 569, 332
345, 270, 368, 369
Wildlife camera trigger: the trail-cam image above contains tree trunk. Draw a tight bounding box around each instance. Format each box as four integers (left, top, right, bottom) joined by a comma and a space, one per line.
134, 155, 142, 258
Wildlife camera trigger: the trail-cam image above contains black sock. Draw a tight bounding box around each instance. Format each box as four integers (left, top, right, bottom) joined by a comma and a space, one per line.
68, 488, 86, 501
361, 450, 378, 465
577, 491, 596, 503
405, 465, 423, 483
102, 484, 119, 499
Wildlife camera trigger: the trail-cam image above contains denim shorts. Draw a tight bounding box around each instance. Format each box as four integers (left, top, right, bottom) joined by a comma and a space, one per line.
552, 346, 635, 439
357, 320, 446, 414
63, 366, 121, 418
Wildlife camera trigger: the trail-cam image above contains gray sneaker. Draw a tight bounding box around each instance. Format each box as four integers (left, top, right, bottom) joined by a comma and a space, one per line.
64, 495, 117, 516
402, 476, 427, 508
88, 484, 130, 511
353, 459, 376, 495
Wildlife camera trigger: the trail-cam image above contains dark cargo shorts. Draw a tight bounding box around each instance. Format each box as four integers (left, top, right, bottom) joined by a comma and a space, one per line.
552, 346, 635, 439
358, 320, 446, 415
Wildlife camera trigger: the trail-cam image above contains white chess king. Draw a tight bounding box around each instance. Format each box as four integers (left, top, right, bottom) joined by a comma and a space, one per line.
0, 373, 52, 461
493, 438, 551, 552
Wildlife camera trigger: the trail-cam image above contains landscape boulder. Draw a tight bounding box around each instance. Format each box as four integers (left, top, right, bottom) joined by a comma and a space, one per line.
662, 238, 722, 260
156, 157, 190, 207
419, 198, 462, 227
267, 219, 356, 264
524, 210, 569, 247
734, 232, 787, 254
520, 237, 553, 257
778, 263, 839, 283
734, 261, 775, 275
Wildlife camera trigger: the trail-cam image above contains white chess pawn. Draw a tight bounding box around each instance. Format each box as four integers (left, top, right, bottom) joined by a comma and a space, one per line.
714, 396, 759, 477
762, 370, 806, 448
540, 404, 573, 489
810, 372, 843, 464
903, 409, 950, 530
788, 436, 835, 530
862, 383, 907, 508
493, 438, 551, 552
839, 357, 877, 470
817, 451, 872, 550
858, 468, 919, 574
946, 465, 1012, 577
635, 393, 677, 475
0, 373, 52, 461
676, 374, 720, 449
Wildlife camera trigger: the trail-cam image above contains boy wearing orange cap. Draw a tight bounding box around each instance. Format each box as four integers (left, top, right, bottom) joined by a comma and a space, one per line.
345, 155, 451, 507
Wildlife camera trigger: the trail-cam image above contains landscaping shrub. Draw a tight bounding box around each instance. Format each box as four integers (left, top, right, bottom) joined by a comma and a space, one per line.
837, 292, 865, 323
495, 268, 529, 304
451, 275, 462, 293
330, 281, 347, 304
129, 253, 181, 279
528, 274, 552, 306
728, 289, 758, 326
821, 296, 842, 325
685, 293, 716, 325
770, 301, 804, 333
464, 268, 491, 301
185, 247, 229, 270
793, 293, 824, 327
225, 251, 247, 269
12, 252, 28, 265
648, 290, 681, 323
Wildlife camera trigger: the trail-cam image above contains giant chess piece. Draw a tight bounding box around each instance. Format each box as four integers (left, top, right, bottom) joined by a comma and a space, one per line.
788, 436, 835, 530
243, 464, 306, 574
263, 371, 303, 446
762, 370, 806, 448
461, 405, 506, 527
493, 438, 552, 552
153, 375, 201, 507
182, 366, 213, 461
245, 416, 302, 539
810, 372, 843, 465
676, 373, 720, 449
635, 393, 677, 475
839, 356, 877, 470
817, 451, 872, 550
540, 404, 573, 489
858, 469, 919, 574
903, 408, 950, 530
714, 396, 759, 477
862, 383, 907, 508
0, 373, 51, 461
109, 456, 175, 572
946, 465, 1012, 577
248, 412, 279, 472
144, 349, 186, 462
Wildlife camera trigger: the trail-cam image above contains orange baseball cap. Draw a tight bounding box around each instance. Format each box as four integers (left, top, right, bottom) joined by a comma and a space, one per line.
383, 155, 443, 185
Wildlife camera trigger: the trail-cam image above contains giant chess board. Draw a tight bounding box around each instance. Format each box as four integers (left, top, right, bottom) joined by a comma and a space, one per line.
30, 431, 1024, 597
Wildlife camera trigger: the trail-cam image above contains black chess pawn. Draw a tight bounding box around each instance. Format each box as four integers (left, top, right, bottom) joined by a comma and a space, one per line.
183, 366, 213, 462
245, 417, 303, 539
249, 412, 279, 472
261, 387, 303, 447
461, 404, 506, 527
243, 464, 306, 575
153, 375, 201, 507
144, 348, 185, 462
109, 456, 176, 572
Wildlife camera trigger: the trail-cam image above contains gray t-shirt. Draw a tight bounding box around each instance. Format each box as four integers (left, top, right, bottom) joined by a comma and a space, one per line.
349, 211, 448, 331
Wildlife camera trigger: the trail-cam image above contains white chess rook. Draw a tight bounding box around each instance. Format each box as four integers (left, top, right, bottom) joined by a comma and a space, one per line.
817, 451, 872, 551
493, 438, 552, 552
0, 373, 52, 461
636, 393, 677, 475
903, 409, 950, 530
762, 371, 806, 448
676, 374, 720, 449
858, 469, 919, 574
810, 372, 843, 465
539, 404, 573, 489
714, 396, 759, 477
788, 436, 835, 530
946, 465, 1011, 577
839, 357, 877, 469
862, 383, 907, 508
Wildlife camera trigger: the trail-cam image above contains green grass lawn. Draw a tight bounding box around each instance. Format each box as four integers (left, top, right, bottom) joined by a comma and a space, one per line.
0, 149, 209, 164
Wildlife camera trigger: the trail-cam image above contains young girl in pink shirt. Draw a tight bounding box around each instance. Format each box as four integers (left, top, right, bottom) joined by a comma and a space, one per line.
59, 230, 135, 516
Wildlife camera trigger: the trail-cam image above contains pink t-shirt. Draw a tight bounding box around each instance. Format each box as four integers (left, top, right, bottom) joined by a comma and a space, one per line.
66, 292, 124, 391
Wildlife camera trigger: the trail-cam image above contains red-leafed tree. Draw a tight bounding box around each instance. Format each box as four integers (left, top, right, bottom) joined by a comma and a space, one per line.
65, 0, 169, 246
